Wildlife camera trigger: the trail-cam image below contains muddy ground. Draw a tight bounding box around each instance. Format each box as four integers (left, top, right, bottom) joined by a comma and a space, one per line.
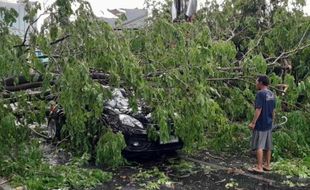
39, 143, 310, 190
93, 151, 310, 190
32, 122, 310, 190
2, 142, 310, 190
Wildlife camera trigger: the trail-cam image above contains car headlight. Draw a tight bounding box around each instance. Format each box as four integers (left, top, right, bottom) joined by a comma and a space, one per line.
132, 142, 140, 147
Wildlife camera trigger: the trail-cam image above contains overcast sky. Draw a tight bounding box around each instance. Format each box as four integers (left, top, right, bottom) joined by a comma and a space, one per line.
42, 0, 309, 17
77, 0, 214, 17
5, 0, 310, 18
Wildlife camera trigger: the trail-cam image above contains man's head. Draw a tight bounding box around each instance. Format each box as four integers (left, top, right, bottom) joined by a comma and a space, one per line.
256, 75, 269, 90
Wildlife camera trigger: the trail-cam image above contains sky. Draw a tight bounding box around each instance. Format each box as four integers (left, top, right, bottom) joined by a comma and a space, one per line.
87, 0, 148, 17
76, 0, 212, 17
41, 0, 310, 17
4, 0, 310, 18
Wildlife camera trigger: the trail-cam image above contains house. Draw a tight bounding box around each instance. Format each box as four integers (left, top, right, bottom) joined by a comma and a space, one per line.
0, 0, 35, 37
100, 8, 148, 29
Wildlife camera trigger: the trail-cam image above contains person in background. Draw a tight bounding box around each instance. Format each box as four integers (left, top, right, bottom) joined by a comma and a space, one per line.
171, 0, 197, 22
248, 75, 276, 174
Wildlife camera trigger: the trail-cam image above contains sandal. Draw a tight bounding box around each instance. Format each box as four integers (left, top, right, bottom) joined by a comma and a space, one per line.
263, 166, 271, 171
248, 167, 264, 174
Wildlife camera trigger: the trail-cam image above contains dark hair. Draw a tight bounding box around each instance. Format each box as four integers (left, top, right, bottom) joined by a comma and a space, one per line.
257, 75, 269, 86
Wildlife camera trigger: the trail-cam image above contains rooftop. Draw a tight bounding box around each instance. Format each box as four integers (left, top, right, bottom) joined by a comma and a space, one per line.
100, 8, 148, 29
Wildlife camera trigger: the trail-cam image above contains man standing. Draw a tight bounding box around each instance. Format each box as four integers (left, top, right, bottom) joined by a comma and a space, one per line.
249, 75, 276, 173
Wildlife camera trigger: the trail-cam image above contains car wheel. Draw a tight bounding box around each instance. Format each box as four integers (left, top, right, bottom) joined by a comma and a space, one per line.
124, 136, 152, 152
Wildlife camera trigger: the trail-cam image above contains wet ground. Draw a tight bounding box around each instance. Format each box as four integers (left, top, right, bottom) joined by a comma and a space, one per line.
33, 121, 309, 190
22, 122, 310, 190
93, 151, 310, 190
7, 120, 309, 190
3, 140, 309, 190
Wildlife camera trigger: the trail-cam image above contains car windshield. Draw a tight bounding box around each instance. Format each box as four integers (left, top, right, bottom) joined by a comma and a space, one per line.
35, 51, 43, 57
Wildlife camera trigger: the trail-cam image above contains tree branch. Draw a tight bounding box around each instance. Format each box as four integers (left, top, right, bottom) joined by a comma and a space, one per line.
267, 43, 310, 67
225, 27, 246, 42
267, 25, 310, 67
13, 11, 50, 48
205, 77, 242, 81
50, 34, 71, 45
0, 179, 9, 186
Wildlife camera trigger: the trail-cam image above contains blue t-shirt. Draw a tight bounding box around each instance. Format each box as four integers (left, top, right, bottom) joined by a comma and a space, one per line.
255, 89, 276, 131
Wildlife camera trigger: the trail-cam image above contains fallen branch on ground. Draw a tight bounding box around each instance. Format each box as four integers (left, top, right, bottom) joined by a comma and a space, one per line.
28, 126, 50, 140
4, 82, 43, 92
0, 179, 9, 185
205, 152, 225, 161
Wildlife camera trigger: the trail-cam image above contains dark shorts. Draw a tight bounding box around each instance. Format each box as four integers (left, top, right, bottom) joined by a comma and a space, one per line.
251, 129, 273, 150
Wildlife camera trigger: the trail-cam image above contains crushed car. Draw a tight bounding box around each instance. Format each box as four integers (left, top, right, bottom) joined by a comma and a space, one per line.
2, 69, 183, 157
48, 86, 183, 157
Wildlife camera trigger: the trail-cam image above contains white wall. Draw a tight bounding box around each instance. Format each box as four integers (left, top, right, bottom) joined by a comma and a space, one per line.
0, 0, 30, 37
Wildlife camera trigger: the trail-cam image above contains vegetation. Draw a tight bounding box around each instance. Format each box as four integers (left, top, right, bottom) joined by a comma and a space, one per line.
1, 0, 310, 188
96, 130, 127, 167
132, 167, 172, 190
11, 163, 111, 190
273, 158, 310, 178
0, 103, 111, 189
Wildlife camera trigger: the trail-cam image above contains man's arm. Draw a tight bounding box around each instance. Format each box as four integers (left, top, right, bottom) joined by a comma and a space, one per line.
249, 108, 262, 129
252, 108, 262, 124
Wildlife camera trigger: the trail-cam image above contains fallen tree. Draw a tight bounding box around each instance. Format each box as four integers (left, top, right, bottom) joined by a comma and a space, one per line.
0, 0, 310, 188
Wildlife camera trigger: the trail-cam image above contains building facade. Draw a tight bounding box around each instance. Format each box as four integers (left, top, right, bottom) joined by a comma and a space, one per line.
0, 0, 34, 37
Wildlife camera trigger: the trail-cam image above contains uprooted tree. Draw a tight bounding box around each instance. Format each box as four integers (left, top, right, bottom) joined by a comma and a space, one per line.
1, 0, 310, 187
